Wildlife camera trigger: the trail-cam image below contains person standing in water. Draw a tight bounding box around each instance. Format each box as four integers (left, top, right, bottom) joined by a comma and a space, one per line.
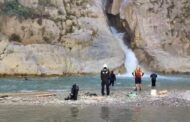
150, 73, 157, 88
100, 64, 110, 96
109, 70, 116, 86
132, 66, 144, 91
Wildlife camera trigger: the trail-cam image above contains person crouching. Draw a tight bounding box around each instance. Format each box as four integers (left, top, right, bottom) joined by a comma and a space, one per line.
65, 84, 79, 100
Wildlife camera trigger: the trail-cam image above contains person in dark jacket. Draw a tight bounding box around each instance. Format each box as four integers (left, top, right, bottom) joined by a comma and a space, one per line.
65, 83, 79, 100
150, 73, 157, 88
100, 64, 110, 96
109, 70, 116, 86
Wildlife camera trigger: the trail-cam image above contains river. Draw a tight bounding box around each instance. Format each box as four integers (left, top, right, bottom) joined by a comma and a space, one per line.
0, 75, 190, 122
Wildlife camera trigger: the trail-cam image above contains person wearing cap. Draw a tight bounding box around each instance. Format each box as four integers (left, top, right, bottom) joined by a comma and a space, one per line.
132, 66, 144, 91
100, 64, 110, 96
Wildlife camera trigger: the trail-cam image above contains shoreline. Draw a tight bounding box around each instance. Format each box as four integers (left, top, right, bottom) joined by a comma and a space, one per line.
0, 72, 189, 77
0, 90, 190, 107
0, 73, 98, 78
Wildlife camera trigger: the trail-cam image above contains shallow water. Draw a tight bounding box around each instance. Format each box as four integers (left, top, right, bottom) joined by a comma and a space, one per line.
0, 75, 190, 122
0, 74, 189, 92
0, 105, 190, 122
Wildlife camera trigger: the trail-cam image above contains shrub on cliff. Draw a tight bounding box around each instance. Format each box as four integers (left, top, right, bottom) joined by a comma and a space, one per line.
9, 33, 21, 42
1, 0, 34, 18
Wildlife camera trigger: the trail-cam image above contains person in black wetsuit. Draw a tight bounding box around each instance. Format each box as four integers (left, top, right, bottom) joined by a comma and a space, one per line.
100, 64, 110, 96
65, 84, 79, 100
109, 70, 116, 86
150, 73, 157, 88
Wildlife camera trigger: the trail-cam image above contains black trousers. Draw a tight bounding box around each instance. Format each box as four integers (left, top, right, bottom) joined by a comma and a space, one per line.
110, 80, 114, 86
101, 81, 110, 96
151, 79, 156, 88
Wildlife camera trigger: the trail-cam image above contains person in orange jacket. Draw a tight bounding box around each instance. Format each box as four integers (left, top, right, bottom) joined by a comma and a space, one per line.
132, 66, 144, 91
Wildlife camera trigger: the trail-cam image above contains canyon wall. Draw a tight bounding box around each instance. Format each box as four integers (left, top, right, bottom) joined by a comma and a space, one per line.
107, 0, 190, 73
0, 0, 190, 75
0, 0, 124, 75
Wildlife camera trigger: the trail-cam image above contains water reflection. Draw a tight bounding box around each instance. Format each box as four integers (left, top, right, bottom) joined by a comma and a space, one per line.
100, 106, 110, 121
0, 105, 189, 122
131, 106, 142, 122
100, 106, 133, 122
70, 107, 79, 118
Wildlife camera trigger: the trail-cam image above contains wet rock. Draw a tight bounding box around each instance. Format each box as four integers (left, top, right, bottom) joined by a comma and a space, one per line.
84, 92, 98, 97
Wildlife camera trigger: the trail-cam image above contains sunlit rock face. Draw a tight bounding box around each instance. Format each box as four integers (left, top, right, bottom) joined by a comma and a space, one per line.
0, 0, 124, 75
1, 0, 190, 75
106, 0, 190, 73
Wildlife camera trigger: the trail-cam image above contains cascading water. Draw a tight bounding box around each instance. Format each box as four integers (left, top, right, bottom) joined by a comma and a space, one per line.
110, 28, 138, 76
104, 0, 138, 75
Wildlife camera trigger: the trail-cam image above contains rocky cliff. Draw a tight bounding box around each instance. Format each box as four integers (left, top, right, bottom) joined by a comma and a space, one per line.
0, 0, 125, 75
0, 0, 190, 75
106, 0, 190, 73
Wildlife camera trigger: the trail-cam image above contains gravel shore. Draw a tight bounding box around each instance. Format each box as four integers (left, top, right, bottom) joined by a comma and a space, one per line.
0, 90, 190, 107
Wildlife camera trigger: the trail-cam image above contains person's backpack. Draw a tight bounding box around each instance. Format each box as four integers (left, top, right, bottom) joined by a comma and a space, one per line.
101, 68, 110, 81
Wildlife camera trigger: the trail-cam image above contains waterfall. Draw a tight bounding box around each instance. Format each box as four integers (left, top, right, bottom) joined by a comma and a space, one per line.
110, 28, 138, 75
104, 0, 139, 76
120, 0, 139, 75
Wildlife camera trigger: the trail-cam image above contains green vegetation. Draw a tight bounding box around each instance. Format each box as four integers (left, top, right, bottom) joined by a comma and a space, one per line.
1, 0, 34, 18
9, 33, 21, 42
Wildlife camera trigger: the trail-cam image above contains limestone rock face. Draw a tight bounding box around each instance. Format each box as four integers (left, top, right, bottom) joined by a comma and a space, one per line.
0, 0, 124, 75
107, 0, 190, 73
105, 0, 122, 15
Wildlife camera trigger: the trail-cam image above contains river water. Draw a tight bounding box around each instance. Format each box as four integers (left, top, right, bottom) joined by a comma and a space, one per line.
0, 74, 190, 92
0, 105, 190, 122
0, 74, 190, 122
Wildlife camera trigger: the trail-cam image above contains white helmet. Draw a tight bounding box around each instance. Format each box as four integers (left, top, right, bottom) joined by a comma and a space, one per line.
103, 64, 108, 68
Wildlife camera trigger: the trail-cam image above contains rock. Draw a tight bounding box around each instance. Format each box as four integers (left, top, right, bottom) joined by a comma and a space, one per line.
75, 11, 81, 17
0, 0, 125, 75
0, 0, 4, 3
18, 0, 38, 8
65, 19, 73, 27
0, 95, 8, 98
84, 92, 98, 97
0, 16, 60, 44
44, 7, 59, 19
106, 0, 190, 73
0, 40, 9, 58
41, 19, 60, 42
